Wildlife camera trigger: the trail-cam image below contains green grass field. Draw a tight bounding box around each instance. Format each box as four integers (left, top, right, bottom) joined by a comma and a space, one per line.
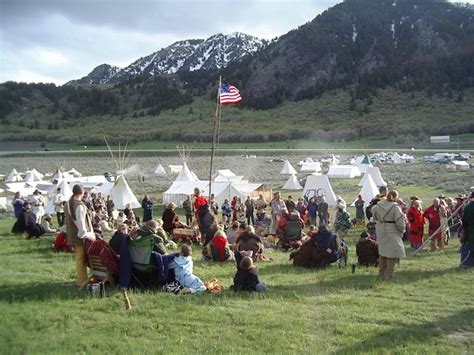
0, 215, 472, 354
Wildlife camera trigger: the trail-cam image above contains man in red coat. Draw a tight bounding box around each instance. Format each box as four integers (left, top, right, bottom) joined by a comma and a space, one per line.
424, 198, 445, 252
407, 200, 424, 249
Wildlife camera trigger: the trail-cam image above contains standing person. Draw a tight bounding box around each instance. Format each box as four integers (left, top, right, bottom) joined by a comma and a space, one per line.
209, 194, 219, 216
354, 195, 365, 226
236, 197, 246, 223
142, 194, 153, 223
460, 192, 474, 269
54, 188, 66, 227
30, 190, 45, 224
231, 196, 239, 222
244, 196, 255, 226
296, 198, 307, 220
105, 195, 115, 221
307, 197, 318, 226
407, 199, 424, 250
221, 198, 232, 225
12, 192, 24, 219
182, 195, 194, 225
193, 188, 208, 218
198, 205, 215, 246
65, 184, 96, 287
285, 195, 296, 212
424, 199, 444, 253
317, 196, 329, 225
372, 190, 406, 279
82, 191, 93, 212
270, 192, 286, 234
334, 205, 351, 240
255, 194, 268, 211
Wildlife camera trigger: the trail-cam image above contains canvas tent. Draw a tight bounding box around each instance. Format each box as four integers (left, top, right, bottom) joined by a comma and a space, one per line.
365, 167, 387, 187
300, 162, 321, 173
24, 170, 42, 182
327, 165, 361, 179
351, 174, 378, 208
358, 155, 373, 173
282, 174, 302, 190
7, 172, 23, 182
169, 165, 183, 173
108, 175, 140, 209
45, 180, 74, 215
6, 169, 19, 182
67, 168, 82, 177
302, 174, 337, 207
214, 170, 244, 183
154, 164, 166, 176
280, 160, 297, 175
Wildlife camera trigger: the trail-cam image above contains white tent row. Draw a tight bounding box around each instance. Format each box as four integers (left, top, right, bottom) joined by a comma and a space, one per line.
163, 180, 267, 208
280, 160, 297, 175
327, 165, 361, 179
282, 174, 302, 190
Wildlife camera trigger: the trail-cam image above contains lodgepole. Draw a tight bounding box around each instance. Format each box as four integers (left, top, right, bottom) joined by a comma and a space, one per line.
412, 202, 465, 256
208, 75, 222, 201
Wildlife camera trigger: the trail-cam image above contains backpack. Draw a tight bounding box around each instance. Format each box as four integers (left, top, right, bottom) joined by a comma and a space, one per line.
284, 214, 303, 239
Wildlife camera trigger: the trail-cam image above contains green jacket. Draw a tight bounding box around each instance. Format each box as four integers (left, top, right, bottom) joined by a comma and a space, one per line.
137, 226, 168, 255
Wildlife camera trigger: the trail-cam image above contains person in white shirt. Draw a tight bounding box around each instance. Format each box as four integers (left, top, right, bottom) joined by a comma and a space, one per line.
30, 190, 45, 224
54, 188, 66, 226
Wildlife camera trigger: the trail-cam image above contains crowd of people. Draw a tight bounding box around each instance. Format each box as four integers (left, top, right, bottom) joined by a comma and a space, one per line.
9, 182, 474, 293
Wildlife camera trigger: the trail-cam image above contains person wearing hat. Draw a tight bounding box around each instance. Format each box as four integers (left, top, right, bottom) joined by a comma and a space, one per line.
231, 256, 266, 292
460, 191, 474, 268
41, 214, 57, 234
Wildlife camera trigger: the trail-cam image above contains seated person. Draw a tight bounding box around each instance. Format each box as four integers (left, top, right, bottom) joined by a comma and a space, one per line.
135, 219, 176, 255
226, 221, 240, 247
168, 244, 206, 294
279, 211, 304, 250
313, 224, 344, 267
162, 203, 183, 235
235, 225, 264, 263
41, 214, 57, 234
116, 211, 126, 225
203, 229, 234, 262
109, 223, 129, 256
301, 225, 316, 243
232, 256, 266, 292
356, 231, 379, 267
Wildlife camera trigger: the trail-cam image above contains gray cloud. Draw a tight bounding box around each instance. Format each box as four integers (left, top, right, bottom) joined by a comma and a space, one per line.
1, 0, 471, 84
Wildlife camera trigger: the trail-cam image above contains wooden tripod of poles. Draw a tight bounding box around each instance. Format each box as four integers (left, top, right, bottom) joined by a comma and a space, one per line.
208, 76, 222, 201
412, 202, 464, 256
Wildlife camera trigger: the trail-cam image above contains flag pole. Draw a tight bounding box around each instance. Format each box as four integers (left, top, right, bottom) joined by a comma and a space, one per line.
208, 75, 222, 201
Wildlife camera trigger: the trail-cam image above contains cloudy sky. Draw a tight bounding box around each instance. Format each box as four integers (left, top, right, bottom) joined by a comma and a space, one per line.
1, 0, 472, 85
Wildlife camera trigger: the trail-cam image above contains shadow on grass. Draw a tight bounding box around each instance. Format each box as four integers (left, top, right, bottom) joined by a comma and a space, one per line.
334, 308, 474, 353
0, 281, 88, 303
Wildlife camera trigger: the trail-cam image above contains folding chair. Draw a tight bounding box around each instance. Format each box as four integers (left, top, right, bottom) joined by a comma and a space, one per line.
127, 234, 156, 288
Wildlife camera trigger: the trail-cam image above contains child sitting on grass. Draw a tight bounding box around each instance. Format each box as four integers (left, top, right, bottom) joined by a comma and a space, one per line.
169, 244, 206, 294
232, 256, 267, 292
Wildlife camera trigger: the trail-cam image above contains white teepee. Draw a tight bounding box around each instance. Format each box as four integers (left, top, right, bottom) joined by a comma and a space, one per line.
352, 174, 378, 207
110, 175, 141, 209
280, 160, 297, 175
365, 166, 387, 187
302, 174, 337, 206
154, 164, 166, 176
24, 170, 42, 182
6, 169, 21, 182
282, 174, 303, 190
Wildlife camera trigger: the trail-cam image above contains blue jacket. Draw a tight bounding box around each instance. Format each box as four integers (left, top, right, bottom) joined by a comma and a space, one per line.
168, 256, 206, 293
307, 202, 318, 218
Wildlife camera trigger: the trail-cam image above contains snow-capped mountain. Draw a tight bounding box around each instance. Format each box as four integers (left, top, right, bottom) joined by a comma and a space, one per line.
66, 64, 121, 86
67, 32, 266, 86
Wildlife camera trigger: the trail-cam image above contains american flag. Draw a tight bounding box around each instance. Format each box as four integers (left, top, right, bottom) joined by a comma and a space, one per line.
219, 84, 242, 104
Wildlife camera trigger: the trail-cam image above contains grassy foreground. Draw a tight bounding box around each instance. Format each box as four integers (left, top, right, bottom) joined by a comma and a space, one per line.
0, 217, 472, 354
